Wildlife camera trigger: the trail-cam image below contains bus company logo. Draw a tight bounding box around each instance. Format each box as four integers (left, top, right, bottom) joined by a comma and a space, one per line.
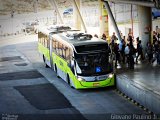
1, 114, 18, 120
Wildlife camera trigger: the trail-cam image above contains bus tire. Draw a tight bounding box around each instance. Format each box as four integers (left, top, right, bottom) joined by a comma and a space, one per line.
55, 65, 60, 78
43, 55, 49, 68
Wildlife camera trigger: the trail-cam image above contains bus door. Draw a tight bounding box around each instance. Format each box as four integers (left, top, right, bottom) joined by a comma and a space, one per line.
49, 34, 53, 69
57, 44, 68, 81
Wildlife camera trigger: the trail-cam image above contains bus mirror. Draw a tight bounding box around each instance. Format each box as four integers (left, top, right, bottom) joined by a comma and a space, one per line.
70, 60, 75, 74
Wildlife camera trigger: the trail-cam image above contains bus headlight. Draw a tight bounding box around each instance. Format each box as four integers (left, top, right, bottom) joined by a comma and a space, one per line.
77, 77, 86, 82
108, 74, 114, 78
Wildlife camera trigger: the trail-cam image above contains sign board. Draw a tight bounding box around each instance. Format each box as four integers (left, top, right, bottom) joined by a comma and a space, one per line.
101, 2, 108, 16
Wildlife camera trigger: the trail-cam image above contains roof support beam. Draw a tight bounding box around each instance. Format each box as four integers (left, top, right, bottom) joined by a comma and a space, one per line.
47, 0, 64, 24
73, 0, 87, 33
103, 1, 122, 41
104, 0, 155, 8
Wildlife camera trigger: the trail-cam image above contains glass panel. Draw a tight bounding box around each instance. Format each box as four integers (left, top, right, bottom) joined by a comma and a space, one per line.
75, 44, 108, 53
59, 42, 63, 57
75, 52, 111, 76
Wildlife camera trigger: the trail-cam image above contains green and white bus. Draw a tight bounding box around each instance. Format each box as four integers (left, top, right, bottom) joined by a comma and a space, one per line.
38, 25, 115, 89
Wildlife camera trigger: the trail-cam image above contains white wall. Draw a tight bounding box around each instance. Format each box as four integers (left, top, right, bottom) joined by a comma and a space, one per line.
0, 10, 56, 35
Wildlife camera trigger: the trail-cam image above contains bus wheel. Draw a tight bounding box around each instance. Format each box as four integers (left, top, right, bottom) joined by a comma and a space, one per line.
43, 55, 49, 68
55, 65, 60, 78
67, 74, 74, 89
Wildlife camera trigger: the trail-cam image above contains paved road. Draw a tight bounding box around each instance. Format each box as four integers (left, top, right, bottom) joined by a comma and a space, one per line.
0, 35, 147, 120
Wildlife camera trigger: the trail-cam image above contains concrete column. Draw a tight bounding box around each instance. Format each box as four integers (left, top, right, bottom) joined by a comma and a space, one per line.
73, 0, 81, 30
73, 0, 87, 32
99, 0, 109, 39
103, 1, 122, 42
138, 6, 152, 48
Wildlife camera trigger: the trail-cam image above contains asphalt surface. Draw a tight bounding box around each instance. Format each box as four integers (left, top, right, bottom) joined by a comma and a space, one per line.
0, 34, 148, 120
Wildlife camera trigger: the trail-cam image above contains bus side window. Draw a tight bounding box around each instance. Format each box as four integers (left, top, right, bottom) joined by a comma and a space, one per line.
41, 37, 43, 45
44, 38, 46, 47
42, 33, 45, 46
45, 36, 48, 48
46, 35, 49, 49
43, 33, 45, 46
38, 38, 40, 43
40, 33, 43, 45
38, 32, 41, 43
66, 47, 72, 63
69, 49, 73, 61
52, 39, 56, 52
55, 41, 59, 55
63, 46, 67, 60
65, 47, 69, 62
62, 44, 66, 59
59, 42, 63, 57
40, 33, 43, 44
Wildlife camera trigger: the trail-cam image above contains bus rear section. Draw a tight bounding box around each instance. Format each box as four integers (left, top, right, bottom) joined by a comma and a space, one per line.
37, 25, 72, 68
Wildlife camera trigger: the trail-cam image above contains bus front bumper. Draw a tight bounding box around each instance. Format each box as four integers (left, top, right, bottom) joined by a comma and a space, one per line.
75, 75, 115, 89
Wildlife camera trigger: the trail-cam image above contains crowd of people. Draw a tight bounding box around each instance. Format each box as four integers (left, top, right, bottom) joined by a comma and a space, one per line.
94, 29, 160, 70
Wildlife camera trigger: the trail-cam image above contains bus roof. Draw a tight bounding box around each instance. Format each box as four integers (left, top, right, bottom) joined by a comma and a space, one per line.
52, 32, 108, 47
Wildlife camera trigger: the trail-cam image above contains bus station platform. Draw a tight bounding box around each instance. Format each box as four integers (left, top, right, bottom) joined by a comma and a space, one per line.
116, 62, 160, 115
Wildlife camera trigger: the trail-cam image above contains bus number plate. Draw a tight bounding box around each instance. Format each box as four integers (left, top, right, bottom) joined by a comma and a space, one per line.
93, 83, 100, 87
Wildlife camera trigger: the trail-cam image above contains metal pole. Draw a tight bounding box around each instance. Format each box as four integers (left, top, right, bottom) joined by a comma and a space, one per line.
73, 0, 87, 33
131, 5, 134, 36
47, 0, 64, 24
103, 1, 121, 41
138, 6, 152, 50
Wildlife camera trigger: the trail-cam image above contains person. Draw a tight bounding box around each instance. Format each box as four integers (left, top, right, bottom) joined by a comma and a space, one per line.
119, 39, 125, 63
125, 44, 130, 66
83, 56, 88, 66
120, 32, 124, 40
136, 40, 143, 63
158, 33, 160, 41
146, 42, 153, 63
152, 41, 160, 64
157, 41, 160, 65
153, 31, 158, 44
94, 34, 98, 38
114, 43, 120, 67
128, 45, 135, 69
110, 32, 117, 56
101, 33, 106, 40
121, 40, 126, 63
156, 26, 160, 41
111, 32, 118, 44
127, 33, 134, 47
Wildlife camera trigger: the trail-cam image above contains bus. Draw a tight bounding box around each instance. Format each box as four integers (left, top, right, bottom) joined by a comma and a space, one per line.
38, 25, 115, 89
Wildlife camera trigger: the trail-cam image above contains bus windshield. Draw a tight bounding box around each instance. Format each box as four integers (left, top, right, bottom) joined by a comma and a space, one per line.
75, 52, 112, 76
